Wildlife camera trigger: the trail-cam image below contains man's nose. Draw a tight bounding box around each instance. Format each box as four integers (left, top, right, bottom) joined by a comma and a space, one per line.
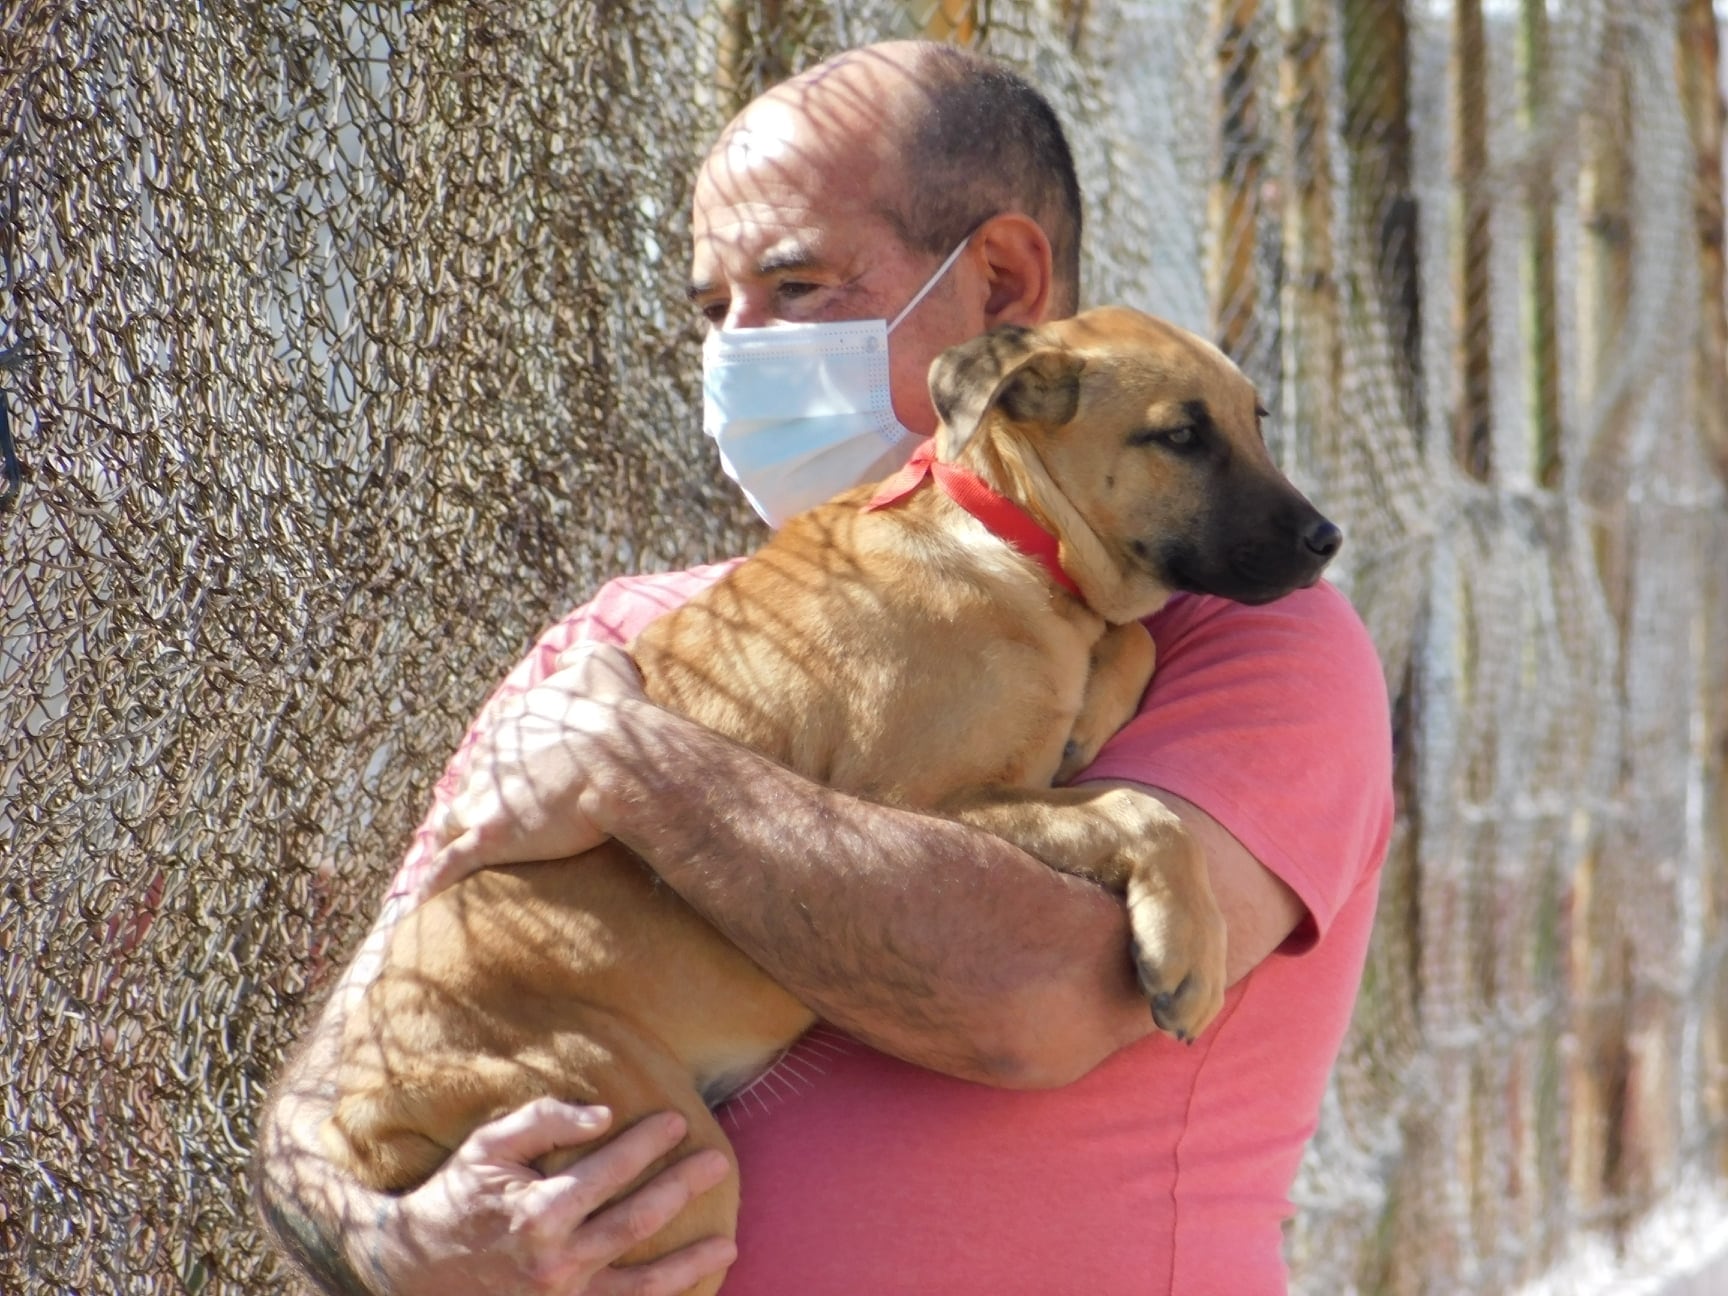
723, 293, 778, 330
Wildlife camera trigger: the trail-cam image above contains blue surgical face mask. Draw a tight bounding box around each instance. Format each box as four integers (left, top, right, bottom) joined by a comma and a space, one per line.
700, 237, 972, 528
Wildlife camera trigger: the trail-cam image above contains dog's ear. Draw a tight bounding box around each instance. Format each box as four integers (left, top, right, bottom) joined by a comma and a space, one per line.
928, 325, 1083, 457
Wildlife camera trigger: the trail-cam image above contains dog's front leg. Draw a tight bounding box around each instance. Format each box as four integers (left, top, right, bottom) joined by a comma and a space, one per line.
1054, 621, 1155, 783
940, 784, 1225, 1041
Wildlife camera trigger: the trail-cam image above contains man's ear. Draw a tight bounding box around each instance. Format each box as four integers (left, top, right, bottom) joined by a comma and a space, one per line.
971, 213, 1054, 328
928, 324, 1083, 457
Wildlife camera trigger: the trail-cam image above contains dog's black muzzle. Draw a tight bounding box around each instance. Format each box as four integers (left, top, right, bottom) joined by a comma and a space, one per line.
1161, 501, 1344, 606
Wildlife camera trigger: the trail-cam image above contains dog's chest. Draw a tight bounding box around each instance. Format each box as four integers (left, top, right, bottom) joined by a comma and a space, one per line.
940, 508, 1050, 586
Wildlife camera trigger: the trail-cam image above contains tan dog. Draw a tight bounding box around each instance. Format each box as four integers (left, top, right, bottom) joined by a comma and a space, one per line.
326, 306, 1341, 1291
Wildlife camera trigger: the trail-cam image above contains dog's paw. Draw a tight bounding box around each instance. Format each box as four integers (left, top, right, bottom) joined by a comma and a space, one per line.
1125, 867, 1226, 1043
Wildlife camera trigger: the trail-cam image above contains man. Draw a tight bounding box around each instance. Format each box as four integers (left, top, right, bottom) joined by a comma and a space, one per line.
254, 40, 1392, 1296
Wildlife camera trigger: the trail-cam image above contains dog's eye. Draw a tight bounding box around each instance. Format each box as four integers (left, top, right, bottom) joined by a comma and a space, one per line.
1129, 423, 1204, 451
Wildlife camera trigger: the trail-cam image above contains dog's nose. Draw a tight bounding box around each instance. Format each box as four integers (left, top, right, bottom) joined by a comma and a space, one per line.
1302, 519, 1343, 559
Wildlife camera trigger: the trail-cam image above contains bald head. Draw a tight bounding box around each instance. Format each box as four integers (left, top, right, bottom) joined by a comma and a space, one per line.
873, 43, 1083, 317
702, 42, 1083, 317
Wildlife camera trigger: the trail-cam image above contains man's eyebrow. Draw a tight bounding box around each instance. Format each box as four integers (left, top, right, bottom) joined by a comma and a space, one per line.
756, 246, 822, 277
686, 246, 827, 301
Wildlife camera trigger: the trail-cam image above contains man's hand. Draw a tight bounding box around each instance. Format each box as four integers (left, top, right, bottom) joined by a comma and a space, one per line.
363, 1099, 735, 1296
424, 643, 645, 894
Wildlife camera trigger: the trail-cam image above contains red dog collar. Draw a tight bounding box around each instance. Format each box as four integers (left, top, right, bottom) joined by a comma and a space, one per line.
866, 439, 1085, 601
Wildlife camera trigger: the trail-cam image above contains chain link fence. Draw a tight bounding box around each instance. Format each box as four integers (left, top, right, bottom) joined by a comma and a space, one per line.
3, 1, 1725, 1292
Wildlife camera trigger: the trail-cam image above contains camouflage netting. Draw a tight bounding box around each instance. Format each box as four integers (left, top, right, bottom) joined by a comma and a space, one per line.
3, 1, 1726, 1292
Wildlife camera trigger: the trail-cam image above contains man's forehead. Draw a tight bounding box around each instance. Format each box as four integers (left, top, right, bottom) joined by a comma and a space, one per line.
688, 54, 917, 292
697, 111, 883, 213
714, 99, 802, 170
691, 144, 898, 289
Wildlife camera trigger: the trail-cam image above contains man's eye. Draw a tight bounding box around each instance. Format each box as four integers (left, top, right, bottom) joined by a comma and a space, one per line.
776, 281, 819, 300
700, 302, 729, 325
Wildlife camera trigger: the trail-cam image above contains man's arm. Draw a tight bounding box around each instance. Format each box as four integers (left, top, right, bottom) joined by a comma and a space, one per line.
252, 895, 738, 1296
253, 904, 403, 1296
473, 679, 1304, 1089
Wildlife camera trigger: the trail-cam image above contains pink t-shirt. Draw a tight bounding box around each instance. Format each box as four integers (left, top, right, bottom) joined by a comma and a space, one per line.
391, 562, 1393, 1295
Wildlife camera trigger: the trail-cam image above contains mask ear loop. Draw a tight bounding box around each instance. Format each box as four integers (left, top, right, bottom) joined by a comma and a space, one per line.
887, 235, 975, 334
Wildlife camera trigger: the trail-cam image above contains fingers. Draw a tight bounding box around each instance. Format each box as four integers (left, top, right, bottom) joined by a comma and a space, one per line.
458, 1097, 615, 1169
419, 830, 487, 896
552, 641, 643, 694
530, 1111, 695, 1236
590, 1236, 739, 1296
561, 1140, 732, 1264
495, 1104, 735, 1288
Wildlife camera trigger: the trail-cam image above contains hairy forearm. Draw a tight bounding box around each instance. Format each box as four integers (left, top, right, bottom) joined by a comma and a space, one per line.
590, 701, 1152, 1084
253, 1036, 377, 1295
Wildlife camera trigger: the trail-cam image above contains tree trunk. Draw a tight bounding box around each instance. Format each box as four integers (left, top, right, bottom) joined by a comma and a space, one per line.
1450, 0, 1493, 480
1277, 0, 1339, 471
1574, 39, 1639, 1234
1675, 0, 1728, 1180
1210, 0, 1265, 366
1341, 0, 1422, 437
1519, 0, 1561, 487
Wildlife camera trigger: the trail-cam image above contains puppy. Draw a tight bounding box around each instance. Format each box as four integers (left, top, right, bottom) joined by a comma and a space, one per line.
326, 306, 1341, 1293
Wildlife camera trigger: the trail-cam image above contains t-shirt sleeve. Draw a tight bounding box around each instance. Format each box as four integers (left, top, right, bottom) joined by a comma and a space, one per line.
386, 562, 741, 900
1078, 582, 1394, 950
